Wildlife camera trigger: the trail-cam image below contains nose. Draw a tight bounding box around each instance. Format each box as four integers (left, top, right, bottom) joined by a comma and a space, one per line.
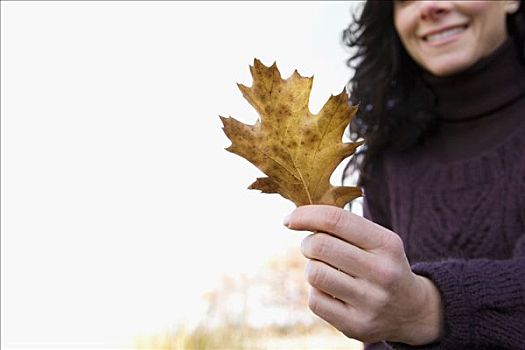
419, 1, 451, 21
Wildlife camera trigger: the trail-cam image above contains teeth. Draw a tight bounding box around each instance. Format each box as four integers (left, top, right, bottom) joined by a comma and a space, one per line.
426, 27, 465, 42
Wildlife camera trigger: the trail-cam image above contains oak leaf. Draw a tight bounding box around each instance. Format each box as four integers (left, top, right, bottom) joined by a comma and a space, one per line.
220, 59, 363, 208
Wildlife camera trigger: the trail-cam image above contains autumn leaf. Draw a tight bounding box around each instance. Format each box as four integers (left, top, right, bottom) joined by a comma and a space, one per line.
220, 59, 363, 208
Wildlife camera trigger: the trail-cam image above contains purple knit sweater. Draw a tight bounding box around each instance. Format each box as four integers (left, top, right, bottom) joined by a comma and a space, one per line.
363, 40, 525, 349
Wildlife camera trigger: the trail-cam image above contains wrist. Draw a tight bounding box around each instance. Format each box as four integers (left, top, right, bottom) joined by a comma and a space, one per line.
397, 275, 444, 345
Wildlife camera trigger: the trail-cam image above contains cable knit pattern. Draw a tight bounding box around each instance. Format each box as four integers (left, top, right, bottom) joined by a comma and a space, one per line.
388, 126, 525, 263
362, 40, 525, 349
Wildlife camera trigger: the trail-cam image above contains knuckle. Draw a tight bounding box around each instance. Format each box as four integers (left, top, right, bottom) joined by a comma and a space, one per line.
308, 292, 321, 315
334, 308, 382, 343
305, 260, 327, 288
335, 307, 383, 344
322, 207, 346, 233
301, 236, 312, 257
350, 313, 382, 343
355, 285, 389, 313
305, 233, 331, 259
376, 264, 402, 288
383, 233, 404, 254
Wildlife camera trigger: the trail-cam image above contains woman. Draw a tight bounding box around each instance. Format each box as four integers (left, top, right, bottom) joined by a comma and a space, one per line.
283, 1, 525, 349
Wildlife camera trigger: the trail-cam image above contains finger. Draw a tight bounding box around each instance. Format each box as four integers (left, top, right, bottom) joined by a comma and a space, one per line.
301, 232, 373, 277
308, 287, 353, 334
305, 259, 361, 304
286, 205, 391, 250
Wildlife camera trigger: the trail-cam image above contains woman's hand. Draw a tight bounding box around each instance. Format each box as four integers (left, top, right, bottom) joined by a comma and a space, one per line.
284, 205, 443, 345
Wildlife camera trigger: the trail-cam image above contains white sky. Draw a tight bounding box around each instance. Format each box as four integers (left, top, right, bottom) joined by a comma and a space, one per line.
1, 1, 362, 348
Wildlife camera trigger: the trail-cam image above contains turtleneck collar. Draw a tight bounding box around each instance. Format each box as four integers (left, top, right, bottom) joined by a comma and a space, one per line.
423, 39, 525, 122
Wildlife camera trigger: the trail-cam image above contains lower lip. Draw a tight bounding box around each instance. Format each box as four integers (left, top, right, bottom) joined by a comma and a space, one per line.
423, 26, 468, 47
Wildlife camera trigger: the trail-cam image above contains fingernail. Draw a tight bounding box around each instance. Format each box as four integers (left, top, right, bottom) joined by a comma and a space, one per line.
283, 214, 291, 227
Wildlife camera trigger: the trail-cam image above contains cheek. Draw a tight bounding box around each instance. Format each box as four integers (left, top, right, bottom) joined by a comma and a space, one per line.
455, 1, 494, 14
393, 12, 413, 49
393, 2, 424, 40
456, 1, 505, 23
393, 17, 421, 66
393, 10, 408, 38
462, 2, 508, 44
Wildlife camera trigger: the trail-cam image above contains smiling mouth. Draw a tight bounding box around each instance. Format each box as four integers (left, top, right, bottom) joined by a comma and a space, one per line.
423, 25, 468, 43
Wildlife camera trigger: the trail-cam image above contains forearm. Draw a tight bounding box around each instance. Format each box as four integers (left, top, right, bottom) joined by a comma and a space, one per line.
391, 257, 525, 349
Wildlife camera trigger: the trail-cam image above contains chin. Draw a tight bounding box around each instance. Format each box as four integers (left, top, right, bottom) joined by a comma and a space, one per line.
424, 56, 476, 77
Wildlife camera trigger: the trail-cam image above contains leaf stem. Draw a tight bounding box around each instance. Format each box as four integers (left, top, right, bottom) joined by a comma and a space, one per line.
296, 167, 313, 205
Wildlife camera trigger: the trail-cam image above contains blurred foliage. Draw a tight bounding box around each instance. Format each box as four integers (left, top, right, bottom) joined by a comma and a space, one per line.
136, 324, 362, 350
136, 326, 258, 350
136, 248, 363, 350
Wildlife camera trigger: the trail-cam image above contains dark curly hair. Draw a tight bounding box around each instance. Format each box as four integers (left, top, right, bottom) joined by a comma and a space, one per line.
343, 1, 525, 185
